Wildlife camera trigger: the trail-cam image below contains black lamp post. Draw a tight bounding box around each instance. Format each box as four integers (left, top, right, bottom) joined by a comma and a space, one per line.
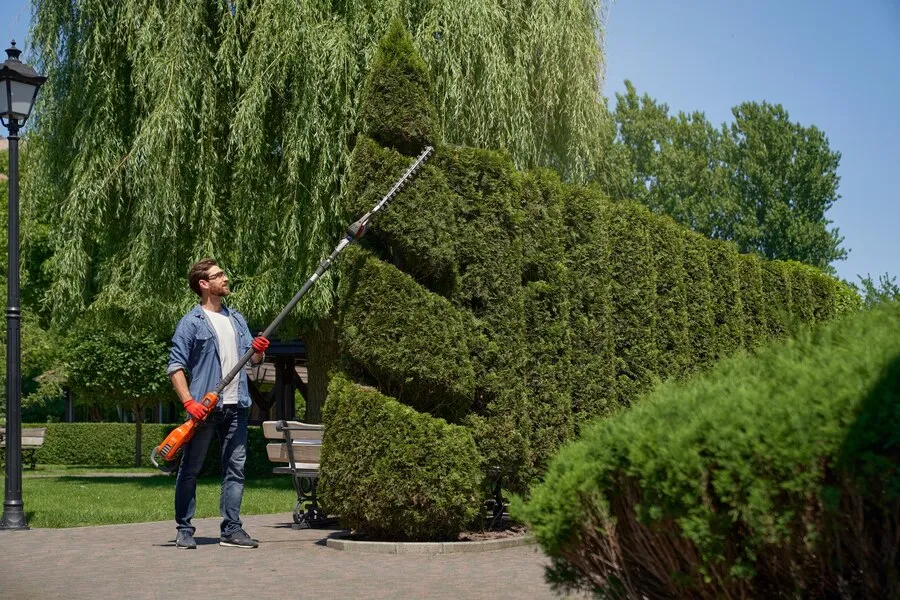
0, 41, 45, 531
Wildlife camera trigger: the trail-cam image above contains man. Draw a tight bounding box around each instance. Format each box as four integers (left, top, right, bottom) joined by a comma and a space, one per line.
167, 258, 269, 549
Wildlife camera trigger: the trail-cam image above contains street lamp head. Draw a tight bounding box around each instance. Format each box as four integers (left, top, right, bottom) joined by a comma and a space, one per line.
0, 41, 46, 129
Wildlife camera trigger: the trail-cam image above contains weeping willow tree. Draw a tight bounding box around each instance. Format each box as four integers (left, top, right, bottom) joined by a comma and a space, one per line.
25, 0, 611, 416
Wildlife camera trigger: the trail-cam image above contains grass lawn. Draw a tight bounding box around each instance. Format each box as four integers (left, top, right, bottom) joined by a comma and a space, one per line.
21, 470, 296, 528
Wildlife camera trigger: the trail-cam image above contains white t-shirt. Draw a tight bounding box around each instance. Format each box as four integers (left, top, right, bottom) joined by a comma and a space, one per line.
203, 308, 240, 405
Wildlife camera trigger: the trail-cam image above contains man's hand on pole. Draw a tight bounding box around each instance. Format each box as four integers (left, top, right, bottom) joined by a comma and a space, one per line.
252, 336, 269, 354
183, 398, 209, 421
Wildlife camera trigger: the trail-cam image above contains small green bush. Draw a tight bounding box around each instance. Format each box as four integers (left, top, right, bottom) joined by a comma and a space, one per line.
320, 374, 482, 541
518, 302, 900, 599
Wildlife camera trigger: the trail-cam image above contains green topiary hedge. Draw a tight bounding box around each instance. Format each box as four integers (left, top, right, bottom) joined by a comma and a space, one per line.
518, 301, 900, 598
359, 16, 439, 156
564, 185, 616, 425
650, 214, 690, 381
319, 374, 482, 541
337, 245, 476, 422
335, 20, 862, 499
706, 239, 744, 360
737, 252, 766, 349
344, 136, 458, 294
607, 200, 657, 407
23, 422, 273, 478
520, 169, 574, 474
681, 230, 716, 371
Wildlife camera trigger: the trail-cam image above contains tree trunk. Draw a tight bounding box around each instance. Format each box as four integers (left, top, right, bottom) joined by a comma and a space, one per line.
304, 316, 339, 424
133, 406, 143, 468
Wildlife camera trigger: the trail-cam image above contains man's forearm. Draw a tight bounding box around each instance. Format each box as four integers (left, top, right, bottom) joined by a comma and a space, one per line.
170, 369, 192, 404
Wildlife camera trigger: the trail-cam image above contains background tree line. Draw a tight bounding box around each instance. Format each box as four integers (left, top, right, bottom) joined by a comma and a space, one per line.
598, 80, 846, 273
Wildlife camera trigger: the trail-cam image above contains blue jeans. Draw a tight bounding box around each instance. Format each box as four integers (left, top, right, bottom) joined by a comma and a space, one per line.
175, 405, 248, 536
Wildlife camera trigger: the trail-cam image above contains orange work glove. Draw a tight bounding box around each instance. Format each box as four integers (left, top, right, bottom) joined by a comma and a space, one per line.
251, 336, 269, 354
183, 398, 209, 421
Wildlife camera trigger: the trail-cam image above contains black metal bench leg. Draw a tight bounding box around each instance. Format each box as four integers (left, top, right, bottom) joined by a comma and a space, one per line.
291, 477, 334, 529
483, 467, 508, 530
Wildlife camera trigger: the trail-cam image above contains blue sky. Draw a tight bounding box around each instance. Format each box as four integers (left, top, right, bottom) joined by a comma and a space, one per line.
603, 0, 900, 284
0, 0, 896, 284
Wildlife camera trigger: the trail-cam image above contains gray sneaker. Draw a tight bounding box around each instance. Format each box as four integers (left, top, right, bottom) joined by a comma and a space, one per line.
175, 530, 197, 549
220, 528, 258, 548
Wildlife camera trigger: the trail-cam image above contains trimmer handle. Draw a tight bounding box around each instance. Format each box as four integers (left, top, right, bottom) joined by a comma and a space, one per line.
199, 391, 219, 412
150, 392, 220, 473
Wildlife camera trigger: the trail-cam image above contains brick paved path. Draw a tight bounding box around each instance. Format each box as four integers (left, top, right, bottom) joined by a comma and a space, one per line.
0, 512, 577, 599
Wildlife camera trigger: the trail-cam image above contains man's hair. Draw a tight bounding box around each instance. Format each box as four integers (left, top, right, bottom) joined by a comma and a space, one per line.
188, 258, 218, 297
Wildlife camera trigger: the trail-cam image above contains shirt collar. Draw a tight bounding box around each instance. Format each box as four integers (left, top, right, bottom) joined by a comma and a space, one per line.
190, 303, 231, 318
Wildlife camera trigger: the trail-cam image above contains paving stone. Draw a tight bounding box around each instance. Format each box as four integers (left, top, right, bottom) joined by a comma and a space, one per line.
0, 513, 569, 599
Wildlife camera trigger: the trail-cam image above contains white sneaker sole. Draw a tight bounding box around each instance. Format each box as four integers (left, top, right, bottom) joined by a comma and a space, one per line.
219, 540, 258, 548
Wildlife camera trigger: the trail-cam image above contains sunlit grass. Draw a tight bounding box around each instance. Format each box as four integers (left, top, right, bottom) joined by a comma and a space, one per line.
22, 474, 295, 528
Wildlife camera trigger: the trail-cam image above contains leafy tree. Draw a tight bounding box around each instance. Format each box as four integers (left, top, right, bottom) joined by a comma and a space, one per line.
67, 311, 173, 466
0, 145, 64, 423
611, 81, 846, 272
28, 0, 613, 418
856, 273, 900, 309
724, 101, 845, 269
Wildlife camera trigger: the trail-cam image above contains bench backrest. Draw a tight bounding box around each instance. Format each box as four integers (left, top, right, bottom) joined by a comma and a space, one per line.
261, 421, 323, 465
0, 427, 46, 447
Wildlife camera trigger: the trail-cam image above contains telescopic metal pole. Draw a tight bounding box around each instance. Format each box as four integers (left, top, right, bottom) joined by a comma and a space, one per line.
213, 145, 434, 395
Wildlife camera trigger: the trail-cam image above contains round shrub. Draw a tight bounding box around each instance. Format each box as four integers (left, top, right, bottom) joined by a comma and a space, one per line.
320, 374, 482, 541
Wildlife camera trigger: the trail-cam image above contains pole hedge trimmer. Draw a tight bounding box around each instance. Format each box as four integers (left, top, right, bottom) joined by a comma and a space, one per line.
150, 145, 434, 473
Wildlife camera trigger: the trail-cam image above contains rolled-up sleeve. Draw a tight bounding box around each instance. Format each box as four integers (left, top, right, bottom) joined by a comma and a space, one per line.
168, 317, 193, 376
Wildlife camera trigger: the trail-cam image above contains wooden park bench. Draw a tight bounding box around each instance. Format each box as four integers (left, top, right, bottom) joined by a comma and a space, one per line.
0, 427, 47, 469
262, 420, 334, 529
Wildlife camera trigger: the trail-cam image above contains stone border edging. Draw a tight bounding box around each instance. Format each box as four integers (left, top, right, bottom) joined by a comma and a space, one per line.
326, 534, 535, 554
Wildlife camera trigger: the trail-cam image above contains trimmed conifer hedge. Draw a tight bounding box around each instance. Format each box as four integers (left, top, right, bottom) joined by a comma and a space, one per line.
319, 374, 482, 541
563, 185, 616, 424
337, 245, 476, 421
518, 301, 900, 598
344, 135, 458, 294
359, 17, 439, 156
336, 20, 863, 496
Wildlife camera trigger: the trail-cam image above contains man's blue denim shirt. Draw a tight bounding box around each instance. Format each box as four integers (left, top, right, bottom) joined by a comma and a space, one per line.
167, 304, 255, 408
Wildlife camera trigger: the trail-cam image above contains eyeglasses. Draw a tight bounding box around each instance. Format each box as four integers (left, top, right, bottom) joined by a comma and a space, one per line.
206, 270, 227, 281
